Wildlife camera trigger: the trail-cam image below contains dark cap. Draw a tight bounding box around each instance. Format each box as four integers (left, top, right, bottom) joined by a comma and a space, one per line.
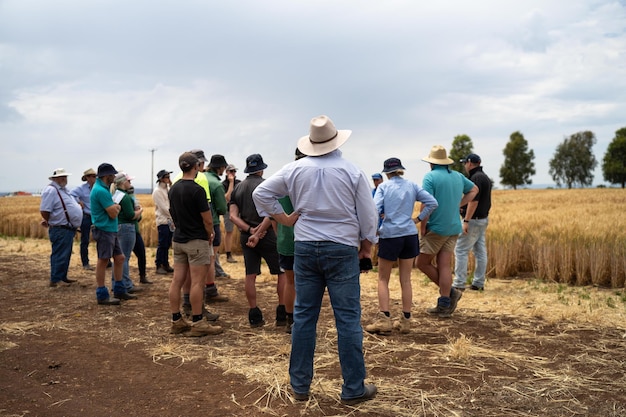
97, 163, 118, 177
371, 173, 383, 180
460, 153, 481, 164
209, 154, 228, 169
382, 157, 406, 173
189, 149, 208, 162
179, 152, 199, 172
156, 169, 173, 183
244, 154, 268, 174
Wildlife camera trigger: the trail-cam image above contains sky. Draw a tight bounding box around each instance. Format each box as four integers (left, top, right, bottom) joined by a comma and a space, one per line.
1, 0, 625, 193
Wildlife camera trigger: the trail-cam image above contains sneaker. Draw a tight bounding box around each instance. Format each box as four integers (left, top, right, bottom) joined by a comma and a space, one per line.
393, 316, 411, 334
187, 319, 223, 337
156, 266, 169, 275
470, 285, 484, 291
249, 307, 265, 328
365, 312, 392, 335
216, 272, 231, 278
226, 256, 238, 264
170, 317, 191, 334
341, 384, 377, 405
276, 305, 287, 326
449, 288, 463, 314
97, 297, 121, 306
127, 287, 143, 294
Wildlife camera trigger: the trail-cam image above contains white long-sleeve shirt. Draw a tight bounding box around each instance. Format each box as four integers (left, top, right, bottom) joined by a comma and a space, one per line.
152, 182, 172, 226
253, 149, 378, 248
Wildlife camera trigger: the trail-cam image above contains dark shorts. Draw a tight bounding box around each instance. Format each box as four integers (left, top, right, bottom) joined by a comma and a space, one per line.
378, 234, 419, 261
213, 224, 221, 248
92, 228, 123, 260
240, 230, 283, 276
279, 254, 294, 271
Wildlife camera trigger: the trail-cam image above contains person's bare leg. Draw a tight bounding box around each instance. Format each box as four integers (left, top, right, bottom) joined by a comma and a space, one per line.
436, 251, 453, 297
284, 270, 295, 314
377, 258, 394, 312
96, 258, 109, 287
169, 263, 189, 313
245, 273, 257, 307
112, 253, 124, 284
416, 253, 439, 286
276, 272, 286, 305
190, 264, 209, 315
398, 258, 414, 312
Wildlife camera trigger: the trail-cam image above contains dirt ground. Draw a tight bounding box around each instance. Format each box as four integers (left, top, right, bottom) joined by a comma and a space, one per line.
1, 237, 625, 417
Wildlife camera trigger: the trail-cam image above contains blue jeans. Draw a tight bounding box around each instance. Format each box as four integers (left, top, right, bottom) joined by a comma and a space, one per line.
454, 218, 488, 288
79, 213, 92, 266
48, 226, 76, 283
112, 223, 136, 291
156, 224, 173, 267
290, 241, 366, 400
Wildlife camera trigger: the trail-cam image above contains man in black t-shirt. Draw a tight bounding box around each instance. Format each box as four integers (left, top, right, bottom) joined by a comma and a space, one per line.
453, 153, 492, 291
168, 152, 223, 337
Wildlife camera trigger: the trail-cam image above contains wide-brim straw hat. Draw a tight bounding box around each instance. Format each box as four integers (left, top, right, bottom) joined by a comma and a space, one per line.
422, 145, 454, 165
49, 168, 71, 180
297, 115, 352, 157
81, 168, 96, 181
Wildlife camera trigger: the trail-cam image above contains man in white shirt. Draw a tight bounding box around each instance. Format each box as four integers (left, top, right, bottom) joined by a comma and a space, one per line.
252, 115, 378, 405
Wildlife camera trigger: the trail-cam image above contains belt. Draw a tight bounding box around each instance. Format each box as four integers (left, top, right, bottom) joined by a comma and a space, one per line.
471, 216, 488, 220
50, 225, 77, 231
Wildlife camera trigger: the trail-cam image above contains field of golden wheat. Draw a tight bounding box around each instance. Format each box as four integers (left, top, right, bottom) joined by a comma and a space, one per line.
1, 188, 625, 287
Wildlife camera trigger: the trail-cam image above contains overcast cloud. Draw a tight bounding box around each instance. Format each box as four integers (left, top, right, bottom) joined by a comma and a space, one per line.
1, 0, 625, 192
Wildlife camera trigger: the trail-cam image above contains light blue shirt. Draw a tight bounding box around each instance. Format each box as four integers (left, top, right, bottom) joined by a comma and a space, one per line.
40, 181, 83, 228
422, 165, 475, 236
252, 149, 378, 247
70, 182, 92, 215
373, 176, 438, 239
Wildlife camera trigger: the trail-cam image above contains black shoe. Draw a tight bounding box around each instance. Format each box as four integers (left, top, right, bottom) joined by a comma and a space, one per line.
164, 264, 174, 273
470, 285, 484, 291
128, 287, 143, 294
61, 278, 77, 284
293, 391, 309, 401
341, 384, 377, 405
276, 305, 287, 326
114, 292, 138, 300
139, 276, 153, 284
97, 297, 121, 305
249, 307, 265, 328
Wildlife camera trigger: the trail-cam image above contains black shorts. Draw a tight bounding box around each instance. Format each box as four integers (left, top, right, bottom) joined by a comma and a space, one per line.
240, 230, 283, 276
378, 235, 419, 261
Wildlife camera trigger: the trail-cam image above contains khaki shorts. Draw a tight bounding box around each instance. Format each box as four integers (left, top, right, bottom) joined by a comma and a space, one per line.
419, 230, 458, 255
173, 239, 213, 266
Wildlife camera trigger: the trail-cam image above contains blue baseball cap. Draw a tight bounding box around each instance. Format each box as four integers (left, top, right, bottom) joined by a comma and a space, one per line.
371, 173, 383, 180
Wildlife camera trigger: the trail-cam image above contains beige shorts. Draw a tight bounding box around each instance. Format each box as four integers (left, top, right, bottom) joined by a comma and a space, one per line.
419, 230, 458, 255
173, 239, 213, 266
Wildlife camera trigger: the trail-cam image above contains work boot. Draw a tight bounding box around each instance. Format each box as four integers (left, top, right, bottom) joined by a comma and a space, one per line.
139, 274, 153, 284
226, 255, 237, 263
164, 263, 174, 273
364, 312, 392, 335
393, 316, 411, 334
170, 317, 191, 334
426, 297, 453, 318
449, 288, 463, 314
156, 265, 168, 275
205, 285, 229, 302
187, 319, 223, 337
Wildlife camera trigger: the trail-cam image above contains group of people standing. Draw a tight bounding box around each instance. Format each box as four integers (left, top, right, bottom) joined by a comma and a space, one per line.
39, 114, 492, 406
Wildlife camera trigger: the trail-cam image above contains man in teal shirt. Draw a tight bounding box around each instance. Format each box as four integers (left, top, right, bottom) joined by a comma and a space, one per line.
90, 163, 134, 305
416, 146, 478, 318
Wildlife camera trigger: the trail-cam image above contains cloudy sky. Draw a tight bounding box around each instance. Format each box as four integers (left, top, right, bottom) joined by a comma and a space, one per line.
1, 0, 625, 193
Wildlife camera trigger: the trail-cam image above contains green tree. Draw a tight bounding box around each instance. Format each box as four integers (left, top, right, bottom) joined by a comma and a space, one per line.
449, 134, 473, 174
549, 131, 598, 188
499, 131, 535, 190
602, 127, 626, 188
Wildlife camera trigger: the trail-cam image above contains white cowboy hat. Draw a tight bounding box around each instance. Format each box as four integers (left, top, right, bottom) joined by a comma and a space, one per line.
422, 145, 454, 165
49, 168, 72, 180
297, 115, 352, 157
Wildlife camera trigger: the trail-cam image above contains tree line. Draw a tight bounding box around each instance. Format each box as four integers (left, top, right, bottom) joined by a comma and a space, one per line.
448, 127, 626, 189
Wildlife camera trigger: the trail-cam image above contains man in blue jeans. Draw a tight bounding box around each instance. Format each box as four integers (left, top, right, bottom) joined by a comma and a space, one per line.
253, 115, 379, 405
453, 153, 492, 291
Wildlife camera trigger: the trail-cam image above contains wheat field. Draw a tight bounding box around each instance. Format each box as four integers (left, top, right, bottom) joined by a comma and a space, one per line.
1, 188, 625, 287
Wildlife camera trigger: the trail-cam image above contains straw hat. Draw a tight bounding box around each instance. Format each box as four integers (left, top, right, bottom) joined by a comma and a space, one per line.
81, 168, 96, 181
49, 168, 71, 180
422, 145, 454, 165
297, 115, 351, 157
